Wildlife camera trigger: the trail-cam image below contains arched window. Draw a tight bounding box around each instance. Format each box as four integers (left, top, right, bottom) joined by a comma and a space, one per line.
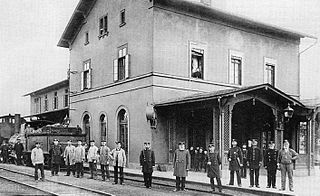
118, 109, 128, 155
100, 114, 107, 142
83, 114, 90, 144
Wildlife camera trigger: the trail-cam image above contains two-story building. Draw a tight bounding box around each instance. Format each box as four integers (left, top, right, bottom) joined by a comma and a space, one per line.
58, 0, 315, 174
24, 79, 69, 126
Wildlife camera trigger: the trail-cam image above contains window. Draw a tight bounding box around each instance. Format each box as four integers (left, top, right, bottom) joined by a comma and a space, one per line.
53, 92, 58, 110
64, 89, 69, 107
99, 15, 108, 37
34, 97, 41, 114
84, 32, 89, 45
118, 109, 128, 156
81, 60, 92, 90
191, 48, 204, 79
229, 50, 243, 85
264, 57, 277, 86
100, 114, 107, 141
113, 46, 130, 81
299, 122, 307, 154
120, 9, 126, 27
44, 95, 48, 111
83, 114, 90, 144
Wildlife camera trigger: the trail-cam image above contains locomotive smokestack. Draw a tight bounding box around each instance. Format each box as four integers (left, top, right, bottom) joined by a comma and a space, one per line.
14, 114, 21, 134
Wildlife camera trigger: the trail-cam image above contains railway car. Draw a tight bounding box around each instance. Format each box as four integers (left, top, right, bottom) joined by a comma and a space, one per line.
24, 125, 86, 167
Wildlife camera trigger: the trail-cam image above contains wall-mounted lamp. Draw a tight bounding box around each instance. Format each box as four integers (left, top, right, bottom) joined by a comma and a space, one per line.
284, 103, 294, 121
146, 105, 157, 129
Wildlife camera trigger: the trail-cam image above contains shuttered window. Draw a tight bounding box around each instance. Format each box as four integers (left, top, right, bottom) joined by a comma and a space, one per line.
81, 60, 92, 90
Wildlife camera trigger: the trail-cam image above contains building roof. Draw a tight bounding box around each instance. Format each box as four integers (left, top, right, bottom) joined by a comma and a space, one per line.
24, 79, 69, 97
155, 83, 305, 108
57, 0, 315, 48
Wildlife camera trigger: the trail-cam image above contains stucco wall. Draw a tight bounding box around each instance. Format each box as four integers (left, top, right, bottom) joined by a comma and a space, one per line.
152, 8, 300, 98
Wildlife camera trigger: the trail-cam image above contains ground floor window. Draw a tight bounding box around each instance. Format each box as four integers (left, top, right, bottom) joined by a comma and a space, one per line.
118, 109, 128, 155
100, 114, 107, 141
83, 114, 90, 144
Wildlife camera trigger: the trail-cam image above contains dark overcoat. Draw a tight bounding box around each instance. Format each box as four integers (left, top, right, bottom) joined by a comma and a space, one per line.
247, 147, 262, 169
50, 145, 63, 164
264, 149, 278, 170
173, 149, 191, 177
205, 152, 221, 178
14, 143, 24, 154
227, 146, 243, 171
139, 149, 155, 173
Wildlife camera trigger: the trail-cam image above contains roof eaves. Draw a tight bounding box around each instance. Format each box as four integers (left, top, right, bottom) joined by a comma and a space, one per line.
24, 79, 69, 97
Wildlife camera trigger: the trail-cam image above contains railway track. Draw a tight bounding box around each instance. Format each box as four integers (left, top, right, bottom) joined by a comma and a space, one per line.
0, 167, 114, 196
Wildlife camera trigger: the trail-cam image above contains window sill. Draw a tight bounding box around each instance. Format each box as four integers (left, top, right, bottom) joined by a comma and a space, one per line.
119, 22, 126, 27
98, 31, 109, 40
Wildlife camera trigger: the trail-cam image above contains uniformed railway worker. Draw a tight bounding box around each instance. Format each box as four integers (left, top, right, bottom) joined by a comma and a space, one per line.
13, 138, 24, 165
277, 140, 298, 192
264, 141, 278, 189
0, 140, 9, 163
205, 143, 222, 193
227, 139, 243, 187
247, 139, 262, 188
173, 141, 191, 192
49, 139, 63, 176
64, 140, 75, 176
139, 141, 155, 188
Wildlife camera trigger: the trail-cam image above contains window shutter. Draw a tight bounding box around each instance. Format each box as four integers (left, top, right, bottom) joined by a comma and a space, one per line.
88, 68, 92, 89
125, 54, 130, 79
113, 59, 118, 81
264, 65, 268, 84
81, 71, 84, 91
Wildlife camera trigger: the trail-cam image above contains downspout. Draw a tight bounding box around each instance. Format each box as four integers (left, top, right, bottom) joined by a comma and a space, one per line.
218, 97, 223, 170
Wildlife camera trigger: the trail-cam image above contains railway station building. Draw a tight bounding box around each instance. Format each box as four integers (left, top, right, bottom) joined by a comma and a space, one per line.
58, 0, 316, 174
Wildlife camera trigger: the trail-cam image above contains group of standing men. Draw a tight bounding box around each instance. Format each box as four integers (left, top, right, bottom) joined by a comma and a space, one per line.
227, 138, 298, 192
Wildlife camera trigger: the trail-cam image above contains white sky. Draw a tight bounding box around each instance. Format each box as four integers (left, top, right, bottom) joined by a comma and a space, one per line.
0, 0, 319, 116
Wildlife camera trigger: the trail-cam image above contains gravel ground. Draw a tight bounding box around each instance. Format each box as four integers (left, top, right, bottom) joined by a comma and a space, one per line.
0, 178, 51, 196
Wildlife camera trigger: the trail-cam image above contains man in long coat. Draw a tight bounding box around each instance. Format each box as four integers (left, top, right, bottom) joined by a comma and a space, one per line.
264, 141, 278, 189
173, 141, 191, 192
111, 141, 126, 185
139, 141, 155, 188
13, 138, 24, 165
49, 139, 63, 176
74, 140, 85, 178
227, 139, 243, 187
99, 140, 111, 181
247, 139, 262, 188
87, 140, 99, 180
63, 140, 75, 176
206, 143, 222, 193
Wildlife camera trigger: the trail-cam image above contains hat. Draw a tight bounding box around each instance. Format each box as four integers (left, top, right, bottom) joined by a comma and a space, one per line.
89, 140, 95, 143
283, 140, 289, 145
101, 140, 106, 142
252, 139, 258, 145
35, 141, 41, 145
178, 141, 185, 145
268, 141, 275, 145
232, 139, 237, 143
208, 143, 214, 147
115, 141, 122, 145
17, 138, 21, 140
53, 139, 59, 142
67, 139, 72, 142
144, 141, 151, 145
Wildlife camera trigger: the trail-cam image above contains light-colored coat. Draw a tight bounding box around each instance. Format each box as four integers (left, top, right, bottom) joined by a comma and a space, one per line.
99, 146, 111, 165
64, 145, 75, 165
74, 145, 85, 163
87, 145, 99, 162
111, 148, 126, 167
173, 149, 191, 177
31, 147, 44, 165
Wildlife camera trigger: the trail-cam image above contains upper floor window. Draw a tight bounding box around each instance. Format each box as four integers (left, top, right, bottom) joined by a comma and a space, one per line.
264, 57, 276, 86
81, 60, 92, 90
189, 42, 206, 80
53, 92, 58, 110
113, 45, 130, 81
44, 95, 48, 111
120, 9, 126, 27
99, 15, 108, 38
64, 89, 69, 107
84, 32, 89, 45
34, 97, 41, 114
229, 50, 243, 85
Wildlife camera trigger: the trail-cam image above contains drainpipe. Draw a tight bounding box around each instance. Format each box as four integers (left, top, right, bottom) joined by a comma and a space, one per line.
218, 97, 223, 170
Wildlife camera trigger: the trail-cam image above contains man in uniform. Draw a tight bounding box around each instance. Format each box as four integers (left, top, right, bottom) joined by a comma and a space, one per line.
99, 140, 111, 181
139, 141, 155, 188
277, 140, 298, 192
13, 138, 24, 165
0, 140, 9, 163
241, 144, 248, 178
206, 143, 222, 193
63, 140, 75, 176
227, 139, 243, 187
264, 141, 278, 189
247, 139, 262, 188
173, 141, 191, 192
49, 139, 63, 176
